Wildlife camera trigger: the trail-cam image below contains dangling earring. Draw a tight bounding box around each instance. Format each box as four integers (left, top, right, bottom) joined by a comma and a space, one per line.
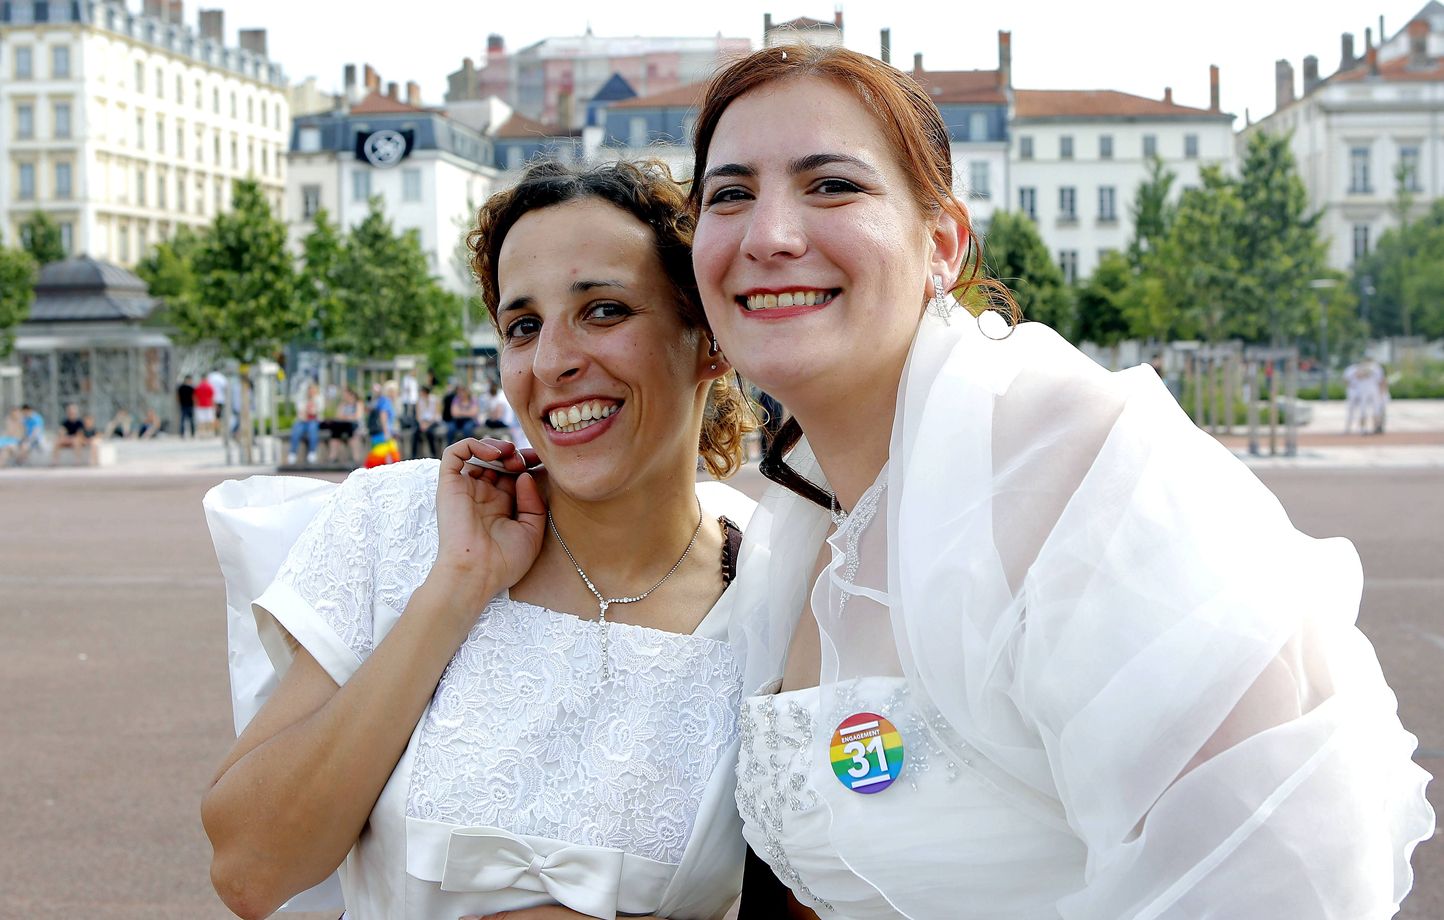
928, 273, 954, 322
708, 335, 721, 371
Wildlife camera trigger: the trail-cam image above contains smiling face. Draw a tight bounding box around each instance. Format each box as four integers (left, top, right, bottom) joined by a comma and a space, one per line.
496, 197, 713, 501
693, 76, 948, 413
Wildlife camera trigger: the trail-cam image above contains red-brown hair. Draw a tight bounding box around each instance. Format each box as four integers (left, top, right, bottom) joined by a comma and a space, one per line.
688, 43, 1016, 318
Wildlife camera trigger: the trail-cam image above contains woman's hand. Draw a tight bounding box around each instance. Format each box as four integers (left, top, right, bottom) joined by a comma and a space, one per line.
433, 437, 547, 610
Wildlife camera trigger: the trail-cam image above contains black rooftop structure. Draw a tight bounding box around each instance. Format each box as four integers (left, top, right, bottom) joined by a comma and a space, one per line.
28, 256, 159, 323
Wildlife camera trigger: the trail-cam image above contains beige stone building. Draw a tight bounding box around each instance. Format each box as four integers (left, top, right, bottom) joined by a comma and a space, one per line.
0, 0, 288, 266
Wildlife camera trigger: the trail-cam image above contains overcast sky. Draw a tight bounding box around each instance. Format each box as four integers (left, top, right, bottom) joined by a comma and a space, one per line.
189, 0, 1427, 126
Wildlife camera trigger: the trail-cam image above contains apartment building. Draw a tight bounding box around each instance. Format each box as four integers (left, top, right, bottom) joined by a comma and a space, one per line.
1243, 3, 1444, 272
0, 0, 289, 265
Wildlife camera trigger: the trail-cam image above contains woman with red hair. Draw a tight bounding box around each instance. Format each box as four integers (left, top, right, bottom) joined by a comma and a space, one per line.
689, 45, 1431, 919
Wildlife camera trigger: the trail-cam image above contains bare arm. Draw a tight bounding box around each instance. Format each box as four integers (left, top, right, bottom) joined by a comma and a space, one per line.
202, 440, 545, 919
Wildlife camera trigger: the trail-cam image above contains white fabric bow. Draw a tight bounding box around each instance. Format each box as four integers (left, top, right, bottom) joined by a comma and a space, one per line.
440, 827, 624, 920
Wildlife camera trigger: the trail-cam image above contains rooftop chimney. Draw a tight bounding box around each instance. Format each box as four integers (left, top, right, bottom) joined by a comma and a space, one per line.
344, 64, 356, 94
166, 0, 182, 24
1365, 27, 1373, 51
1163, 86, 1173, 104
998, 31, 1012, 89
1275, 59, 1295, 110
1408, 18, 1430, 68
880, 28, 890, 65
238, 28, 267, 58
386, 81, 399, 101
834, 7, 843, 30
1302, 55, 1319, 93
1367, 45, 1380, 76
1341, 32, 1356, 70
406, 81, 421, 106
764, 13, 772, 33
487, 34, 505, 56
198, 8, 223, 42
913, 52, 923, 73
1209, 64, 1220, 112
364, 64, 380, 93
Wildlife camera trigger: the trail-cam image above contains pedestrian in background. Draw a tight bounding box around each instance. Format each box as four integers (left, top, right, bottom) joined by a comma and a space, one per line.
194, 374, 216, 437
207, 368, 229, 437
411, 384, 445, 459
177, 375, 196, 439
287, 382, 324, 466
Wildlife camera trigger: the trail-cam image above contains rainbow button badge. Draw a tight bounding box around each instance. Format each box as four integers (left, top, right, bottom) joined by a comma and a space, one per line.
830, 711, 905, 794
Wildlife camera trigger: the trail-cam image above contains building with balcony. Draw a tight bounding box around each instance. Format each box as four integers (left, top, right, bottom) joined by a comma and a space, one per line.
0, 0, 288, 266
1242, 3, 1444, 272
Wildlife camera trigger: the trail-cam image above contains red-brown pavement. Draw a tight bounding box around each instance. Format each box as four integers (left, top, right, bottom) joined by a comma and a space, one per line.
0, 463, 1439, 917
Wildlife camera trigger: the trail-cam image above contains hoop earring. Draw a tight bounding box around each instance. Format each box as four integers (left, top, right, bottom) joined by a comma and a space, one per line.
927, 273, 954, 322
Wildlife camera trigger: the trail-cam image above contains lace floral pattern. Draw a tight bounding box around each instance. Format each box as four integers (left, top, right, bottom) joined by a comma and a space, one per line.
409, 598, 743, 864
274, 460, 441, 658
277, 460, 744, 866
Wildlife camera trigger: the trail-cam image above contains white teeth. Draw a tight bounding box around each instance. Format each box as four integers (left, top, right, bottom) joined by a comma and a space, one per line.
547, 401, 618, 432
744, 290, 832, 311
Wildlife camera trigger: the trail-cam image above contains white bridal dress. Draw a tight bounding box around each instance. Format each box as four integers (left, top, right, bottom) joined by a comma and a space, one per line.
204, 461, 757, 920
728, 309, 1434, 919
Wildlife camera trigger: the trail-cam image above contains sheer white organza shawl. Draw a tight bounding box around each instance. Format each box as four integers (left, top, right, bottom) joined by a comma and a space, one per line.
726, 309, 1433, 918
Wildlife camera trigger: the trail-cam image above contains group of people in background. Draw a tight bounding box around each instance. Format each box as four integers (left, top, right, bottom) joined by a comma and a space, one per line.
175, 368, 232, 439
284, 373, 526, 469
1344, 356, 1391, 435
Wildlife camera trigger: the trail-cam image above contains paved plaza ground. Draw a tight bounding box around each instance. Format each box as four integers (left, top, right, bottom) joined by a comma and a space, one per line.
1, 413, 1442, 917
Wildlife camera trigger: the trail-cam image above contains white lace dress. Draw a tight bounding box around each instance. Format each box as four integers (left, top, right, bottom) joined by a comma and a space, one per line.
252, 461, 746, 920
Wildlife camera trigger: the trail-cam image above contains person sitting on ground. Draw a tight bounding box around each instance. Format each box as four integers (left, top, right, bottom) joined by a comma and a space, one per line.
287, 382, 325, 466
105, 408, 134, 439
482, 382, 511, 437
411, 384, 445, 459
448, 382, 481, 443
0, 407, 23, 466
322, 387, 364, 466
17, 404, 45, 463
53, 403, 99, 466
137, 408, 166, 439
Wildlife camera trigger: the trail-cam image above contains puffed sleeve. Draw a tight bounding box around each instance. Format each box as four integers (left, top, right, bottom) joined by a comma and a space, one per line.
254, 462, 440, 683
1014, 373, 1433, 919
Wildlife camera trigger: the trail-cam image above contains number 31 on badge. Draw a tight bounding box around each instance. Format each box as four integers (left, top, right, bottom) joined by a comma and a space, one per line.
830, 712, 905, 794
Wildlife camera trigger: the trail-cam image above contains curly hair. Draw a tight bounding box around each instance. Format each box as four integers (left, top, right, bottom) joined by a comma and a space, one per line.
467, 158, 756, 479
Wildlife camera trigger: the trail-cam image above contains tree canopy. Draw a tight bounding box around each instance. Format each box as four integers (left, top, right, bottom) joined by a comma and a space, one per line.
19, 211, 66, 265
980, 210, 1071, 337
0, 246, 37, 358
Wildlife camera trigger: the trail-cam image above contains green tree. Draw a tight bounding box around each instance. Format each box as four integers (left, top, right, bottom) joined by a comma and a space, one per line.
0, 246, 37, 358
19, 211, 66, 265
296, 209, 347, 347
135, 225, 202, 309
1357, 199, 1444, 341
167, 179, 305, 461
1128, 156, 1176, 268
1234, 131, 1330, 345
1150, 167, 1249, 342
981, 211, 1071, 337
329, 198, 463, 361
1074, 250, 1133, 361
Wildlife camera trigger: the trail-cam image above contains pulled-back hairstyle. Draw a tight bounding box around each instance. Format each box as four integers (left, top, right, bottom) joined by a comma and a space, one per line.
688, 45, 1019, 507
467, 158, 754, 479
688, 43, 1017, 319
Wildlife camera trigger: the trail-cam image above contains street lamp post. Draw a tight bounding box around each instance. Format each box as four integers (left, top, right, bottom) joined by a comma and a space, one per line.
1309, 279, 1338, 402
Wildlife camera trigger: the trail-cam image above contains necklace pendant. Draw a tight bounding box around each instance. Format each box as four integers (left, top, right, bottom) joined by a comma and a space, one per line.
598, 599, 610, 618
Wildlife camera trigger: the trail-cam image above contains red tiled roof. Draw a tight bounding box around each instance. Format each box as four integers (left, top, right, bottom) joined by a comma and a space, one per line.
350, 91, 430, 115
1014, 89, 1226, 119
1330, 55, 1444, 84
493, 111, 560, 138
911, 69, 1007, 105
608, 81, 707, 110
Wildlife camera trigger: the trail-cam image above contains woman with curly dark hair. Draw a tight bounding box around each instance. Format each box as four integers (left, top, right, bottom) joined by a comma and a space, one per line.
202, 159, 757, 920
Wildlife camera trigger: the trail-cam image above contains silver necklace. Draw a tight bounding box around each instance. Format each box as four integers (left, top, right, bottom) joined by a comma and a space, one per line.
829, 491, 848, 527
548, 498, 705, 680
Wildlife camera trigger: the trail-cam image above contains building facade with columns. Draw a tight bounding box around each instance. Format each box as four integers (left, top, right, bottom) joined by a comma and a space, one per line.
0, 0, 288, 266
1009, 68, 1236, 283
1242, 3, 1444, 273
